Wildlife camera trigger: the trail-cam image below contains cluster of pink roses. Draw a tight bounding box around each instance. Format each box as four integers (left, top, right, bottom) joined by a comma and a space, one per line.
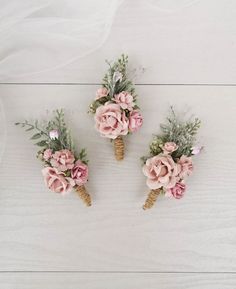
42, 149, 88, 194
95, 88, 143, 139
143, 142, 193, 199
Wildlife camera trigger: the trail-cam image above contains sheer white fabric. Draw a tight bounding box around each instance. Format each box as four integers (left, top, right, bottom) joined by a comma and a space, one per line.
0, 0, 123, 80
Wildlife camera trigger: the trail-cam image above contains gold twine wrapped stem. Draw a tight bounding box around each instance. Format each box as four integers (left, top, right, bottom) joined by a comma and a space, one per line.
114, 135, 125, 161
75, 185, 92, 207
143, 188, 161, 210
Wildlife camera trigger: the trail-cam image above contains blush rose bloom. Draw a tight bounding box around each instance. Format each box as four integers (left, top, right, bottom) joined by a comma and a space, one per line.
114, 91, 134, 110
95, 103, 129, 139
43, 149, 52, 161
166, 182, 186, 199
96, 87, 109, 100
162, 142, 178, 154
50, 149, 75, 171
71, 160, 89, 186
129, 110, 143, 133
143, 154, 179, 190
42, 167, 75, 194
177, 155, 193, 178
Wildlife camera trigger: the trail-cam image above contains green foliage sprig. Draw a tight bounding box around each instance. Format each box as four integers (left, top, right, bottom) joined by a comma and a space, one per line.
103, 54, 136, 98
15, 109, 88, 164
141, 107, 201, 163
89, 54, 139, 114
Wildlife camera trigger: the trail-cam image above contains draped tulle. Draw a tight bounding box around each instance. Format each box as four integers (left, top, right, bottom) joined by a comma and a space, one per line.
0, 0, 123, 80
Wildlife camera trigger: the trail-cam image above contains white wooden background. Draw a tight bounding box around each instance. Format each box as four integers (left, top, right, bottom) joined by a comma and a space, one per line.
1, 0, 236, 288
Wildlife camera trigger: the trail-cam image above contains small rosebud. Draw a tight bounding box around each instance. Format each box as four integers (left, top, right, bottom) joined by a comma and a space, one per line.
191, 146, 203, 155
113, 71, 122, 83
49, 129, 59, 140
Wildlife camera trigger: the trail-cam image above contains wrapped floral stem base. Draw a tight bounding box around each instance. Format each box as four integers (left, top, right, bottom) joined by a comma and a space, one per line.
143, 188, 161, 210
142, 107, 203, 210
16, 109, 92, 207
89, 54, 143, 161
75, 185, 91, 206
114, 135, 125, 160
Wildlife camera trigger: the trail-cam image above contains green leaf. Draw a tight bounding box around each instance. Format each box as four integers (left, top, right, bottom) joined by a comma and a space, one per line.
35, 140, 47, 147
132, 102, 140, 109
31, 133, 42, 140
78, 148, 88, 164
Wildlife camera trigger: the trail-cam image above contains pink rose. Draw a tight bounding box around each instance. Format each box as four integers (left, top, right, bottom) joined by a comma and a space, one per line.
50, 149, 75, 171
96, 87, 109, 100
114, 91, 134, 110
178, 155, 193, 178
42, 167, 75, 194
71, 160, 89, 186
167, 182, 186, 199
162, 142, 178, 154
143, 154, 179, 190
43, 149, 52, 161
129, 110, 143, 133
95, 103, 129, 139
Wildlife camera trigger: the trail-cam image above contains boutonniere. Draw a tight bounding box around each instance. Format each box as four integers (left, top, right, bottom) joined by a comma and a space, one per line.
16, 110, 92, 206
142, 108, 202, 210
89, 54, 143, 160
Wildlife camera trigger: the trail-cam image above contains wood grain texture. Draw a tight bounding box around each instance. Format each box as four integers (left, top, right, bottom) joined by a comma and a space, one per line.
3, 0, 236, 84
0, 273, 236, 289
0, 85, 236, 272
